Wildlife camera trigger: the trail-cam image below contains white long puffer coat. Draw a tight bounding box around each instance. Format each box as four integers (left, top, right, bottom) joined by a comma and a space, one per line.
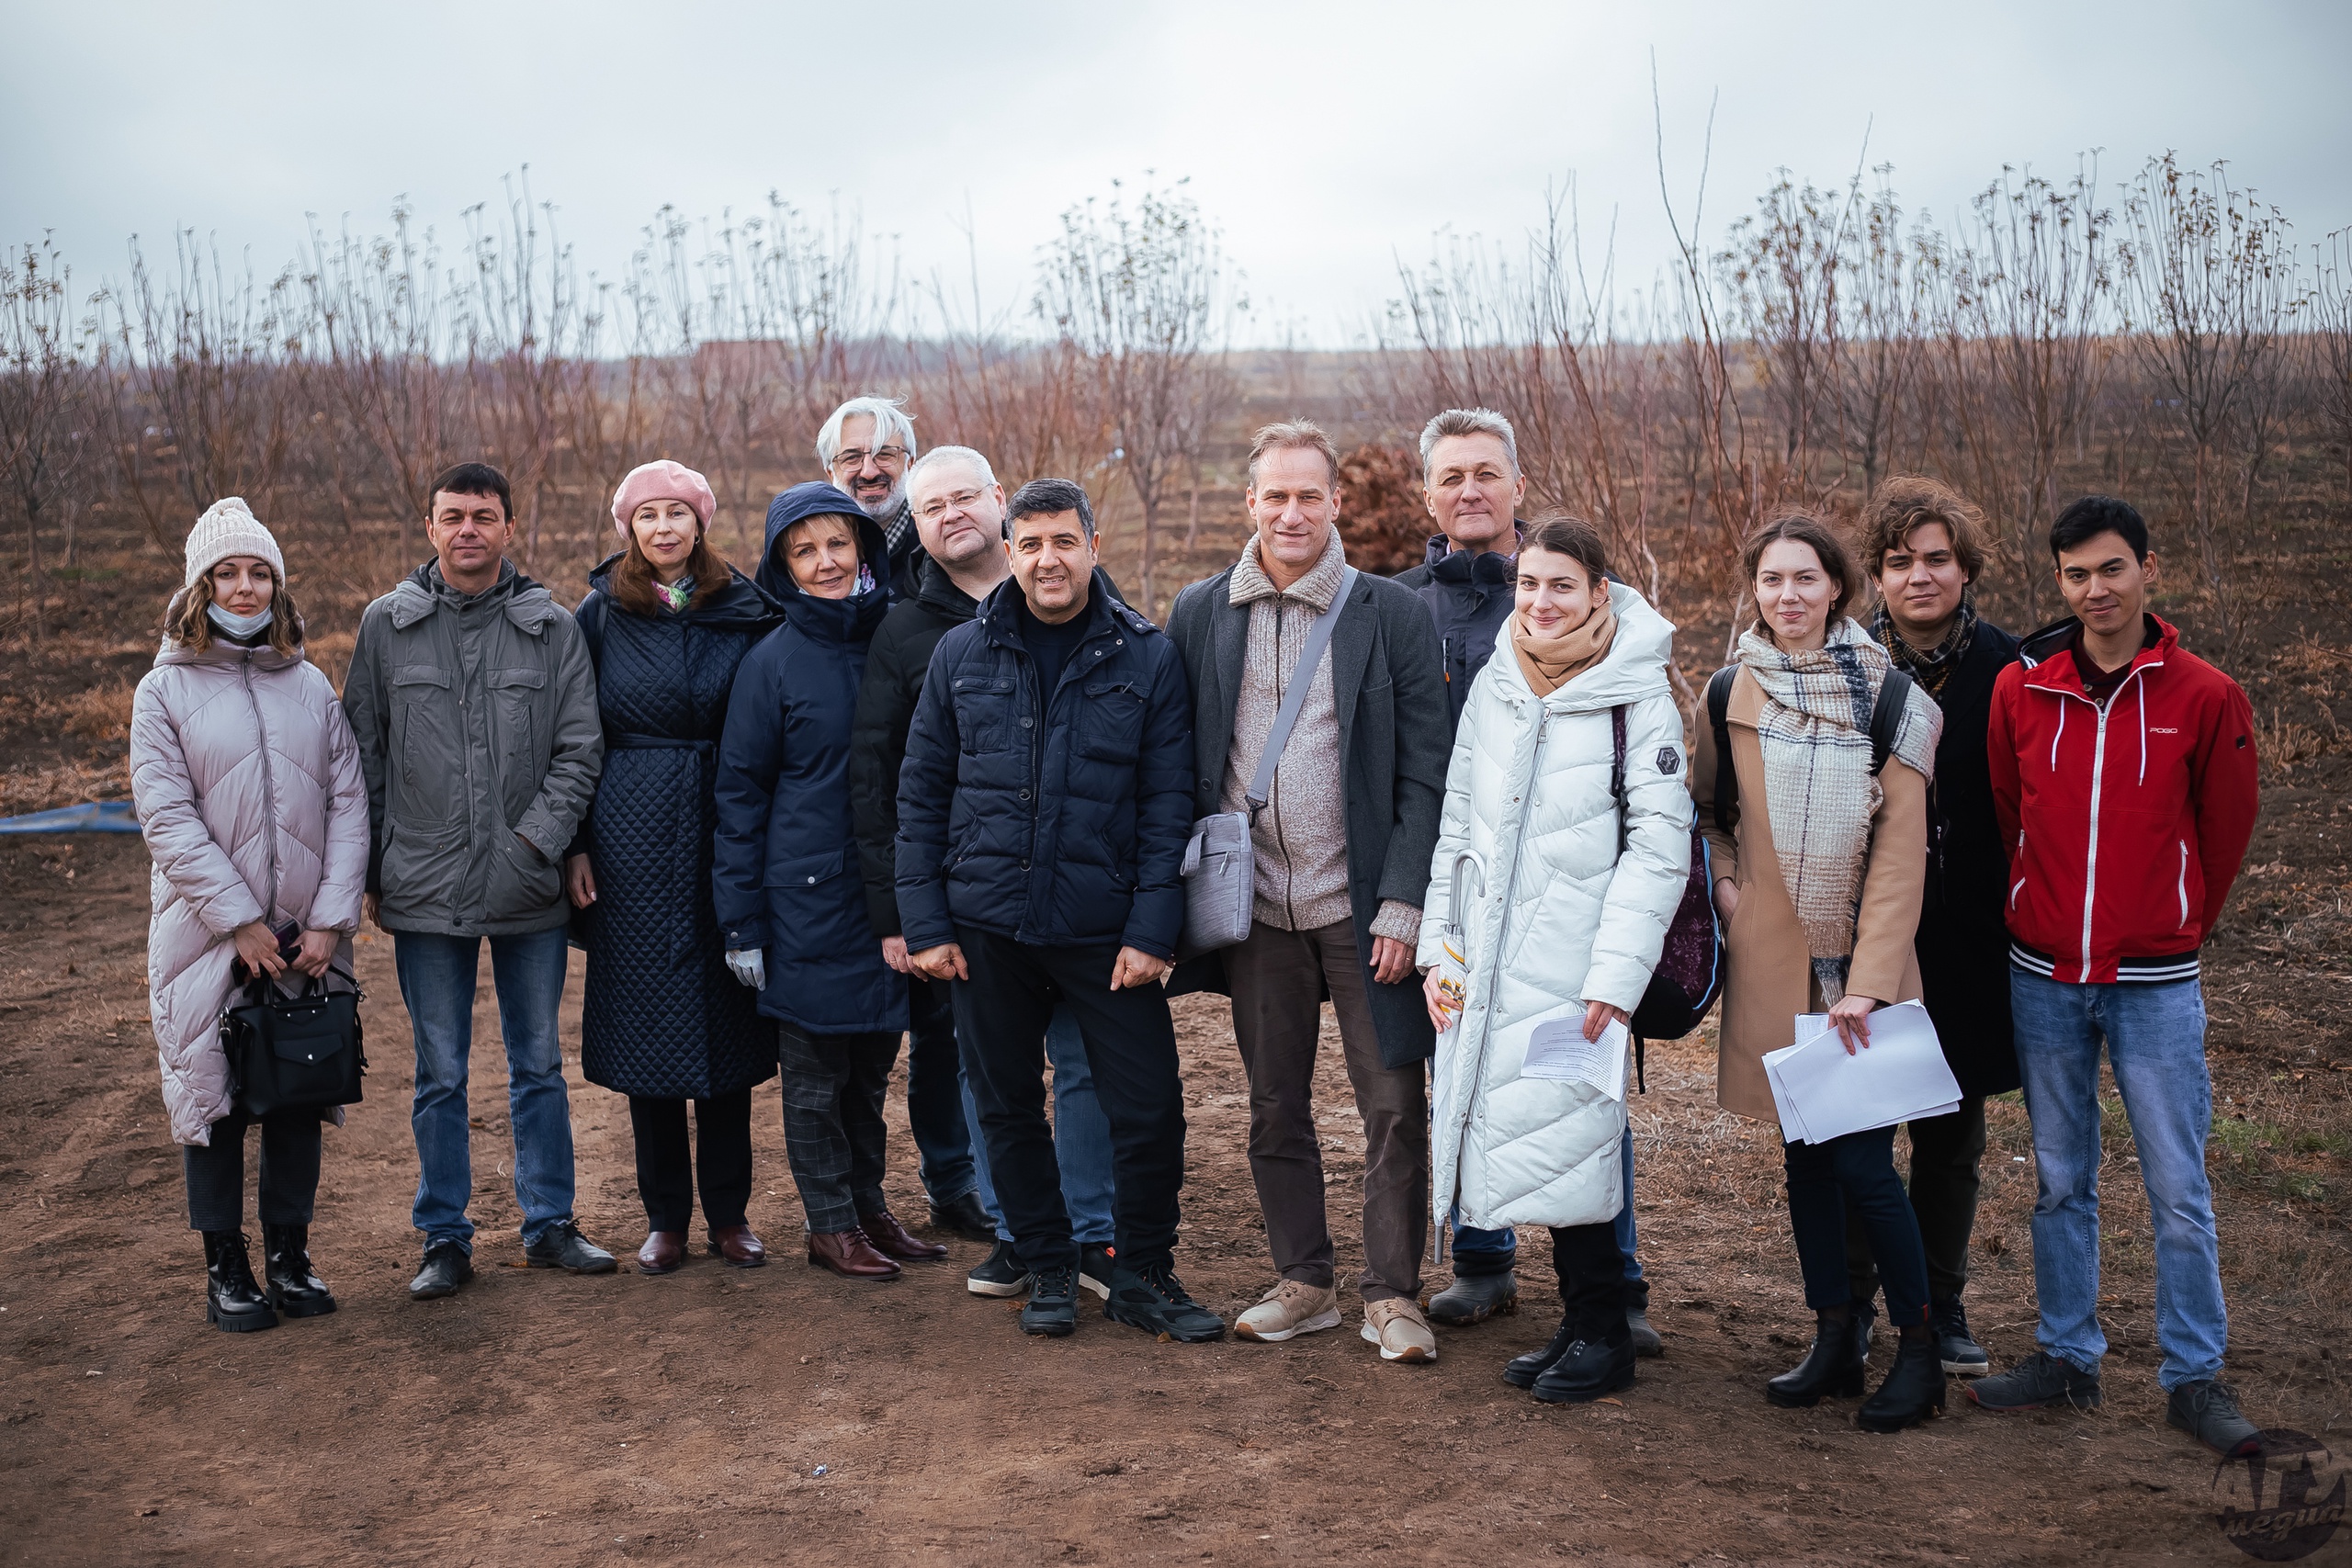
1417, 583, 1693, 1234
130, 622, 369, 1145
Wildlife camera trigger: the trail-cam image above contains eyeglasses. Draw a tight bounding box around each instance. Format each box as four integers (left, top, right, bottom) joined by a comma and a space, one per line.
913, 488, 987, 523
829, 445, 909, 473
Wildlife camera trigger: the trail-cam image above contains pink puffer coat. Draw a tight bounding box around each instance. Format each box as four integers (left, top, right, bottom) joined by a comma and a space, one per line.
130, 624, 369, 1145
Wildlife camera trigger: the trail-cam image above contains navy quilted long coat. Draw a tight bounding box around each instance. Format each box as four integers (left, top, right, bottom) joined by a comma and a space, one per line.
712, 486, 909, 1036
571, 559, 784, 1100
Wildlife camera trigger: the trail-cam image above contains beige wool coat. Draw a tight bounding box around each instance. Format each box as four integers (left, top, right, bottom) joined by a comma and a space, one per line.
1690, 665, 1928, 1125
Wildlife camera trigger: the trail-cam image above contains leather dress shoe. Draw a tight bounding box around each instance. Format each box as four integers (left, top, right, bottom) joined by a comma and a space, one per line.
707, 1224, 767, 1268
409, 1239, 474, 1301
262, 1223, 336, 1318
524, 1219, 618, 1274
858, 1208, 948, 1261
637, 1231, 686, 1275
929, 1190, 996, 1243
807, 1226, 901, 1280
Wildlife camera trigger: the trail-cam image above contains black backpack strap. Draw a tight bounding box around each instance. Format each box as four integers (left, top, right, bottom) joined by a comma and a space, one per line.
1868, 668, 1914, 777
1706, 665, 1739, 836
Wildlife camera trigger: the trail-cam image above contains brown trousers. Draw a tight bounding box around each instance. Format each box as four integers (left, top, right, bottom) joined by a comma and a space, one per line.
1226, 919, 1427, 1303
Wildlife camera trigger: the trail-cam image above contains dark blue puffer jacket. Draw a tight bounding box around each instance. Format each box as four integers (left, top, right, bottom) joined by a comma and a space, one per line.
895, 569, 1193, 958
712, 483, 906, 1034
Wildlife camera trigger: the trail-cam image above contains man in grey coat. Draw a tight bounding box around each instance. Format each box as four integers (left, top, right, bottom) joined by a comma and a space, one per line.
344, 462, 612, 1300
1167, 420, 1450, 1365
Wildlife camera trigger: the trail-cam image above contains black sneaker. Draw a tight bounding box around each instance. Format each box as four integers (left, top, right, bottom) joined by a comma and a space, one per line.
524, 1219, 618, 1275
1966, 1349, 2102, 1412
1932, 1296, 1988, 1376
967, 1238, 1030, 1297
1020, 1265, 1079, 1337
408, 1239, 474, 1301
1080, 1244, 1115, 1301
1104, 1261, 1227, 1342
2166, 1379, 2261, 1458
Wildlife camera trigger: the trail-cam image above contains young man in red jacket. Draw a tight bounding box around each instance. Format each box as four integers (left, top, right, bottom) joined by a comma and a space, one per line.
1970, 496, 2261, 1457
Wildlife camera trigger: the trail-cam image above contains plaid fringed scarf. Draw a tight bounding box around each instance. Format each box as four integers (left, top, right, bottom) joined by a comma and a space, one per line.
1736, 617, 1943, 1005
1871, 600, 1976, 703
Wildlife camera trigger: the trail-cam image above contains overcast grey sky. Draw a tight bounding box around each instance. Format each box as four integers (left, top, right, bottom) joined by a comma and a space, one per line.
6, 0, 2347, 345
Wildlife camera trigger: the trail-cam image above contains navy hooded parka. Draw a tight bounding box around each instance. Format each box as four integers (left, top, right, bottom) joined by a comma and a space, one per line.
713, 483, 907, 1035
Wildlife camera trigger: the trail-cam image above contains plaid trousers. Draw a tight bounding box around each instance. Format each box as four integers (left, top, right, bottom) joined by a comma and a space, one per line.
776, 1023, 899, 1232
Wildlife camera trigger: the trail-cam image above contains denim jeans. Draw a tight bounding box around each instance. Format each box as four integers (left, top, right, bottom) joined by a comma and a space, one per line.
906, 975, 978, 1205
395, 928, 576, 1251
2011, 968, 2225, 1390
965, 1002, 1116, 1246
1452, 1126, 1645, 1283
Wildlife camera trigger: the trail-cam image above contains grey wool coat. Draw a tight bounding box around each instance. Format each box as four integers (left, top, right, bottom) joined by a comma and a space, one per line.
1165, 545, 1452, 1068
342, 560, 605, 936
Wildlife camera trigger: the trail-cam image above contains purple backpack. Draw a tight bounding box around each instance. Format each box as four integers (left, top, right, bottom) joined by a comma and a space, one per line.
1609, 705, 1724, 1091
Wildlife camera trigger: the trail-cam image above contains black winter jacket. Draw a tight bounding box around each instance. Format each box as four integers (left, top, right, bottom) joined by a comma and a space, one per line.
1393, 531, 1520, 728
571, 560, 783, 1098
1914, 615, 2023, 1098
850, 556, 982, 938
895, 570, 1193, 958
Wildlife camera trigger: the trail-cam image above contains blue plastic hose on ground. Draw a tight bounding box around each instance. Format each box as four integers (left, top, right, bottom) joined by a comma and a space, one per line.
0, 801, 140, 834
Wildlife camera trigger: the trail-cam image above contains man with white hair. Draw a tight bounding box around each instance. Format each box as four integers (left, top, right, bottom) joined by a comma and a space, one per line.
816, 394, 925, 597
1397, 407, 1660, 1357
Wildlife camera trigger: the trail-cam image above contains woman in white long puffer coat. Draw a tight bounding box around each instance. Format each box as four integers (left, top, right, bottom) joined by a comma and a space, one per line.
130, 498, 369, 1332
1419, 515, 1692, 1404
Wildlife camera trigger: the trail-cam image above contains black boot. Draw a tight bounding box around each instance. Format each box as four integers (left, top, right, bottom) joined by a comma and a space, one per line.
1857, 1325, 1947, 1432
1766, 1308, 1865, 1407
262, 1224, 336, 1318
203, 1231, 277, 1333
1531, 1333, 1637, 1404
1504, 1321, 1579, 1390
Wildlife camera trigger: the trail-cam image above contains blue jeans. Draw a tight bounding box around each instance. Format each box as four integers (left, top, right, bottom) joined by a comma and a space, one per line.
964, 1003, 1115, 1246
395, 928, 576, 1251
2011, 968, 2225, 1390
1452, 1126, 1645, 1282
905, 976, 978, 1204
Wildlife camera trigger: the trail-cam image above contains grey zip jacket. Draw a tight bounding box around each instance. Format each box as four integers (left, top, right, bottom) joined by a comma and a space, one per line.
343, 559, 605, 936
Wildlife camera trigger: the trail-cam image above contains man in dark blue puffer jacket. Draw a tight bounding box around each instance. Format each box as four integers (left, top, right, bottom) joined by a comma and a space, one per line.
896, 479, 1223, 1344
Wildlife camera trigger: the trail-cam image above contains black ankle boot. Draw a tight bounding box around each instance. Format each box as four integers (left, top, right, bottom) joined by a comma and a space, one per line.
203, 1231, 277, 1333
1857, 1329, 1947, 1432
1531, 1333, 1637, 1404
262, 1224, 336, 1318
1766, 1310, 1865, 1406
1504, 1321, 1579, 1390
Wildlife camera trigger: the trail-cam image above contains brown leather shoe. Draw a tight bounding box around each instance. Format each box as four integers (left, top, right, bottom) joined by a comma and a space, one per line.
636, 1231, 686, 1275
806, 1226, 901, 1280
707, 1224, 766, 1269
858, 1207, 949, 1261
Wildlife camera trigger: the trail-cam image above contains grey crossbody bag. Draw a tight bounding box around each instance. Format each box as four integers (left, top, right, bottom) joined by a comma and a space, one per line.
1177, 567, 1357, 958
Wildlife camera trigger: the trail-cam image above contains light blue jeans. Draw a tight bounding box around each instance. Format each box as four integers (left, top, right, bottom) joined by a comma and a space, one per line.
395, 928, 577, 1252
1452, 1126, 1645, 1281
964, 1003, 1116, 1246
2011, 967, 2227, 1390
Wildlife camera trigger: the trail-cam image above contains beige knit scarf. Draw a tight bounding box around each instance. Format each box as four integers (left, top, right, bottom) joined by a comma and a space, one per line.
1511, 600, 1616, 696
1736, 616, 1942, 1003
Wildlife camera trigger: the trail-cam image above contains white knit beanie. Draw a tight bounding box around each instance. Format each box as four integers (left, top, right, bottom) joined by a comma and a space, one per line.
184, 497, 285, 588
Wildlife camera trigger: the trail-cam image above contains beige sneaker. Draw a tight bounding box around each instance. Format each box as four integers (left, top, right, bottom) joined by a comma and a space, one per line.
1235, 1279, 1342, 1342
1362, 1297, 1438, 1363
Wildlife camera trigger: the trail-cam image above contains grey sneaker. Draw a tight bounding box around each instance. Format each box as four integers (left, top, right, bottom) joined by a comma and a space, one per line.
1426, 1269, 1521, 1326
2166, 1379, 2261, 1458
1966, 1349, 2102, 1412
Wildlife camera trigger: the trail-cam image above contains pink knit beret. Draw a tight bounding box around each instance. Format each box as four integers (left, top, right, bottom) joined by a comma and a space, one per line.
611, 459, 716, 538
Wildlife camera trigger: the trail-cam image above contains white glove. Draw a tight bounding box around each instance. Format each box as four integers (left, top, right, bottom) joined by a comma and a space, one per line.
725, 948, 766, 990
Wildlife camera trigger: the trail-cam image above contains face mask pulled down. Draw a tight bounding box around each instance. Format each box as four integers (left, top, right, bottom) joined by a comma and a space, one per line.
206, 602, 274, 640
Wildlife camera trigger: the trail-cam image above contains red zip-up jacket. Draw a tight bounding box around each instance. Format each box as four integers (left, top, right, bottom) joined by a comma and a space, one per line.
1987, 613, 2257, 985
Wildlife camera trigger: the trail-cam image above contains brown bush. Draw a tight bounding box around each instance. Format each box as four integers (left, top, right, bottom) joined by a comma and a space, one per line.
1335, 443, 1430, 575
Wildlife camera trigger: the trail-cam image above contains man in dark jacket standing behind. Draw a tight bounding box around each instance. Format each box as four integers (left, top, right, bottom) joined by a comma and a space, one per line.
1168, 421, 1450, 1366
896, 479, 1221, 1344
344, 462, 613, 1300
1391, 406, 1525, 725
1844, 476, 2023, 1379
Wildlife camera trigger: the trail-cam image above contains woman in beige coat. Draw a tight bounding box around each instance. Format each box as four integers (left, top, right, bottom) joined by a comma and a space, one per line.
130, 500, 369, 1333
1690, 512, 1947, 1433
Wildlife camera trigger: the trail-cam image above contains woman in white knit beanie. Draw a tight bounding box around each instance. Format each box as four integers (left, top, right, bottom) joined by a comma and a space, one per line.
131, 497, 369, 1331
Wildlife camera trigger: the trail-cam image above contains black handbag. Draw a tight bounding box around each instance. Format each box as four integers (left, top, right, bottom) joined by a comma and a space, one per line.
220, 968, 367, 1115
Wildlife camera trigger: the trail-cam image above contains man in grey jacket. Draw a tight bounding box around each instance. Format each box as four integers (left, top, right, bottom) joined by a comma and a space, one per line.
344, 462, 612, 1299
1167, 421, 1450, 1365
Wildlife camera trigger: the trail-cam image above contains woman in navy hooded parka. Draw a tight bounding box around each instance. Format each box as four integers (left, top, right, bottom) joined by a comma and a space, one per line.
714, 482, 944, 1280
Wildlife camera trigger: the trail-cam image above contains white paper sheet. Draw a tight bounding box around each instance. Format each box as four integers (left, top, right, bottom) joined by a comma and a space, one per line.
1521, 1015, 1631, 1101
1762, 1001, 1962, 1145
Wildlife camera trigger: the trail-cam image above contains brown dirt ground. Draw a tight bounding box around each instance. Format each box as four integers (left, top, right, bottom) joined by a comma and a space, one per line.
0, 828, 2346, 1567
